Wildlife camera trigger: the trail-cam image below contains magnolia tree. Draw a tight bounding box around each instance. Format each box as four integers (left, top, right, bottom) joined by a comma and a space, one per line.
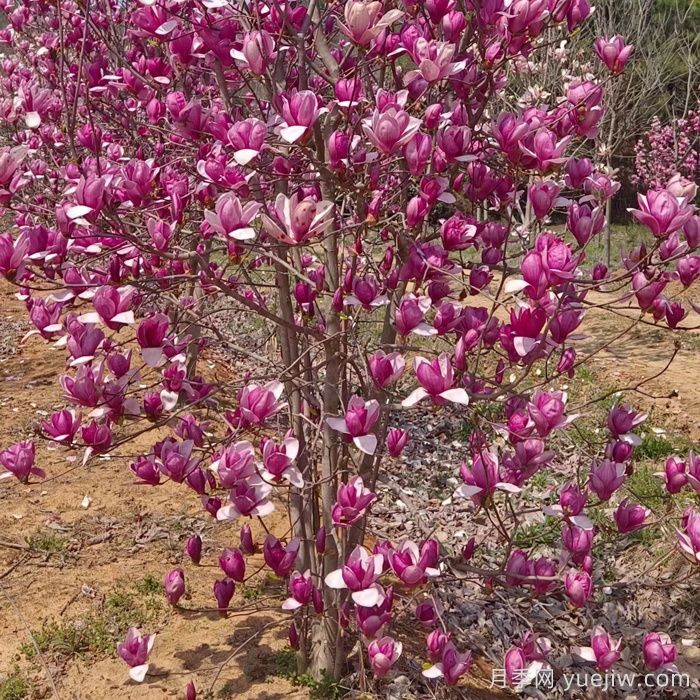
0, 0, 699, 694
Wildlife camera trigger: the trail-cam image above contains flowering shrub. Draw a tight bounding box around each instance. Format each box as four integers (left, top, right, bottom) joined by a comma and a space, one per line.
0, 0, 698, 694
635, 108, 700, 190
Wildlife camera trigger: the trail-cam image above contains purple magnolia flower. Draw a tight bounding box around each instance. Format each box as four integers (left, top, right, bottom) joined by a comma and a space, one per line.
368, 636, 402, 678
390, 539, 440, 587
394, 294, 436, 337
423, 642, 472, 685
210, 441, 256, 489
588, 459, 626, 501
368, 351, 405, 389
217, 477, 274, 520
607, 404, 646, 443
614, 499, 649, 533
345, 274, 388, 309
41, 409, 79, 444
573, 626, 622, 671
362, 107, 421, 154
629, 189, 695, 238
204, 192, 260, 241
219, 547, 246, 582
332, 475, 377, 527
456, 450, 521, 506
402, 354, 469, 407
158, 439, 198, 483
263, 193, 334, 246
355, 587, 394, 639
117, 627, 155, 682
325, 545, 385, 607
327, 396, 380, 455
263, 536, 300, 578
643, 633, 677, 672
543, 482, 592, 529
282, 569, 314, 610
185, 534, 202, 565
233, 381, 284, 427
0, 441, 43, 483
660, 455, 687, 494
81, 285, 136, 330
528, 390, 577, 437
163, 568, 185, 606
595, 35, 634, 74
529, 180, 561, 220
426, 630, 450, 663
686, 451, 700, 494
213, 578, 235, 614
385, 428, 409, 458
565, 569, 593, 608
562, 524, 594, 565
136, 314, 170, 367
677, 509, 700, 563
260, 435, 302, 487
567, 202, 605, 246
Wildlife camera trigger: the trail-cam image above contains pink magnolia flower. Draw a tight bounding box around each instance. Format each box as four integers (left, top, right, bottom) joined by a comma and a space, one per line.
219, 547, 246, 582
204, 193, 261, 241
345, 274, 389, 309
278, 90, 322, 143
423, 642, 472, 685
362, 107, 421, 155
136, 314, 169, 367
213, 578, 235, 613
230, 31, 276, 76
227, 118, 267, 165
327, 396, 380, 455
332, 475, 377, 527
163, 568, 185, 606
0, 440, 43, 483
543, 482, 592, 529
79, 286, 136, 330
456, 450, 521, 505
406, 39, 464, 83
528, 390, 577, 436
263, 193, 334, 246
595, 36, 634, 74
529, 180, 561, 220
643, 633, 677, 672
282, 569, 314, 610
368, 636, 402, 678
210, 441, 256, 489
629, 189, 695, 238
520, 128, 571, 171
117, 627, 155, 683
368, 350, 405, 389
185, 534, 202, 565
41, 409, 80, 444
325, 545, 384, 607
565, 569, 593, 608
402, 354, 469, 407
338, 1, 403, 45
217, 478, 274, 520
614, 499, 649, 533
390, 539, 440, 587
686, 451, 700, 494
607, 404, 647, 444
386, 428, 409, 458
235, 381, 284, 427
260, 435, 303, 488
394, 294, 436, 337
588, 460, 626, 501
355, 587, 394, 638
677, 509, 700, 563
659, 455, 687, 494
263, 536, 300, 578
573, 626, 622, 671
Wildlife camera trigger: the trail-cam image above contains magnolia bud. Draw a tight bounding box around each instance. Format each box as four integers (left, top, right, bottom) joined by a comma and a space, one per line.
164, 568, 185, 606
185, 534, 202, 565
315, 526, 326, 554
185, 680, 197, 700
219, 547, 246, 582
